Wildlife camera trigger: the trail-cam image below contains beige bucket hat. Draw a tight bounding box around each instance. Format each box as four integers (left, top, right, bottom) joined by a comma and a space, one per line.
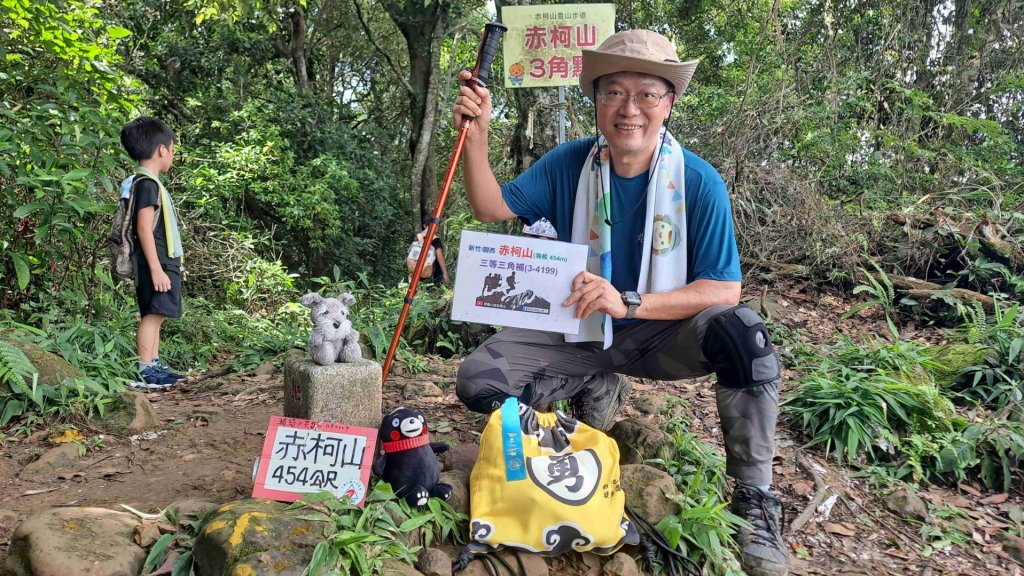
579, 30, 699, 101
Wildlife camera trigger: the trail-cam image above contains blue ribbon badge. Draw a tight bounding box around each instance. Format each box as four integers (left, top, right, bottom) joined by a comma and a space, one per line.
500, 397, 526, 481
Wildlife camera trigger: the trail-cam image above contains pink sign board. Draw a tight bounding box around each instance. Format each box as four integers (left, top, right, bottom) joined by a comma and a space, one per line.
252, 416, 377, 506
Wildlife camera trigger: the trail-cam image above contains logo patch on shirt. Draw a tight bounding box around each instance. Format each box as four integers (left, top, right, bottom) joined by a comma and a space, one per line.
652, 214, 681, 255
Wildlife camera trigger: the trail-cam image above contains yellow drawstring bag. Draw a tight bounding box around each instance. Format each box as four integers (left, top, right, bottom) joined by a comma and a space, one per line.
466, 397, 638, 556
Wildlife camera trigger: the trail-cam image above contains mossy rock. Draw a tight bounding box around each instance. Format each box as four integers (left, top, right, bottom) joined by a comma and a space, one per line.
94, 392, 160, 434
8, 340, 80, 387
927, 343, 988, 388
619, 464, 680, 525
193, 499, 329, 576
607, 418, 675, 466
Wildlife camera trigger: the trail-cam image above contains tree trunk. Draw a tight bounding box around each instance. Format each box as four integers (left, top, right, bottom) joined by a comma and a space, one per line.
410, 17, 445, 224
382, 0, 452, 229
276, 7, 309, 92
497, 0, 562, 174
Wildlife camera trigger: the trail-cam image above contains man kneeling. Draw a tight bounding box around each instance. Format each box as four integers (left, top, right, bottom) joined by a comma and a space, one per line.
451, 29, 788, 576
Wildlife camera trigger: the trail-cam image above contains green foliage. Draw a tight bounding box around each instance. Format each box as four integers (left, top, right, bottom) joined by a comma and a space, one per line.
0, 340, 38, 426
918, 505, 972, 558
177, 103, 410, 284
0, 340, 35, 389
765, 320, 818, 369
875, 418, 1024, 491
652, 399, 746, 576
883, 429, 979, 486
784, 345, 954, 463
953, 300, 1024, 410
225, 260, 299, 316
896, 209, 1024, 300
162, 298, 308, 373
0, 281, 307, 432
125, 502, 213, 576
0, 332, 123, 428
831, 335, 946, 385
290, 484, 467, 576
1, 0, 138, 303
963, 419, 1024, 492
844, 260, 900, 338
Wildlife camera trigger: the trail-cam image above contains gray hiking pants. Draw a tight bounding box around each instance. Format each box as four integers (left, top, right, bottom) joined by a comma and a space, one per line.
455, 304, 779, 486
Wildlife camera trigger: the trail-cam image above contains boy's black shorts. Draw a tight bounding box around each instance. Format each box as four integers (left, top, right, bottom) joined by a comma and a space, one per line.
135, 265, 182, 318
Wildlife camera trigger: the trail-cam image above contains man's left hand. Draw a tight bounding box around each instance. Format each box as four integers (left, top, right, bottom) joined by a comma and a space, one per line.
563, 271, 628, 319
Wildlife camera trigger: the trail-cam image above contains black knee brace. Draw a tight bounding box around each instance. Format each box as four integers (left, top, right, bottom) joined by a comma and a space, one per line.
701, 305, 780, 389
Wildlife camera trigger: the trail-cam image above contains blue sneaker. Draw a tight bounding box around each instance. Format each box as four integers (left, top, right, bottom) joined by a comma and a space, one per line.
155, 361, 187, 381
131, 365, 178, 389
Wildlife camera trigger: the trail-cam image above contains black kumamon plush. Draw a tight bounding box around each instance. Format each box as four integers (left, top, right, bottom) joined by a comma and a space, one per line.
372, 407, 453, 507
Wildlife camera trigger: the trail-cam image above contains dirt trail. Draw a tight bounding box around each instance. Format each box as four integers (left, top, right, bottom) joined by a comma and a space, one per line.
1, 279, 1022, 575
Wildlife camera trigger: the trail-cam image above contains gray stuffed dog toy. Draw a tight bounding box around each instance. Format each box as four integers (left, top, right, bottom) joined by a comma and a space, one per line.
299, 292, 362, 365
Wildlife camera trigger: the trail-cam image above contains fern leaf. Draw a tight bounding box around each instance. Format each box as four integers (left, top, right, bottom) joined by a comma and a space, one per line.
0, 340, 37, 388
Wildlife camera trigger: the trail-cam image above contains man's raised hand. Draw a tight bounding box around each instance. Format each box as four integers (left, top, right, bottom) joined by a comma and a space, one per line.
453, 70, 492, 134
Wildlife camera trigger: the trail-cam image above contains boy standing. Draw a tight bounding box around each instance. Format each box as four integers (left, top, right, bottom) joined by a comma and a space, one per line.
119, 117, 186, 389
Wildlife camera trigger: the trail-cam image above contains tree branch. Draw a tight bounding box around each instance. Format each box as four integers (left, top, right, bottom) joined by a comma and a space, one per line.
788, 451, 828, 534
351, 0, 414, 96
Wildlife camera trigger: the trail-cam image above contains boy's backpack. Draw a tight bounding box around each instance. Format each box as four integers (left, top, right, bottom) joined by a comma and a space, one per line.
452, 398, 702, 576
406, 231, 436, 279
106, 175, 160, 281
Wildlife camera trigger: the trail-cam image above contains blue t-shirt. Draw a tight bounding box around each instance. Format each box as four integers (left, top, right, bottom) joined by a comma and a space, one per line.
500, 137, 741, 302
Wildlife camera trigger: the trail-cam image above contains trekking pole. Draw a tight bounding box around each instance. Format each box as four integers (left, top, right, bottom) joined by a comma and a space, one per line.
382, 21, 508, 384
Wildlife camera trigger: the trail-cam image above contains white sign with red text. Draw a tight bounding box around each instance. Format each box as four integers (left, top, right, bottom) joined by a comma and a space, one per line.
252, 417, 376, 506
452, 231, 586, 334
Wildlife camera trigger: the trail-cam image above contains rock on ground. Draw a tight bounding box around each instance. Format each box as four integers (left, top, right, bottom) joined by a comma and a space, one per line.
632, 395, 666, 415
417, 548, 452, 576
404, 381, 444, 399
192, 499, 327, 576
884, 487, 929, 521
620, 464, 681, 525
381, 559, 426, 575
607, 419, 675, 466
1000, 531, 1024, 566
10, 341, 80, 387
127, 392, 160, 431
601, 552, 639, 576
439, 470, 470, 516
0, 509, 20, 529
3, 507, 146, 576
442, 443, 478, 473
95, 392, 160, 434
170, 499, 221, 527
458, 551, 548, 576
252, 362, 277, 376
17, 443, 82, 481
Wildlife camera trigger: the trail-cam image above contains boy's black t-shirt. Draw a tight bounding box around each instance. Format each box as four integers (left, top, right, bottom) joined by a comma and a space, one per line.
429, 237, 444, 281
131, 177, 181, 273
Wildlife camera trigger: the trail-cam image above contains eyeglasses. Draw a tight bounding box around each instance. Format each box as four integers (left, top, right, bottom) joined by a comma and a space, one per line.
596, 89, 674, 109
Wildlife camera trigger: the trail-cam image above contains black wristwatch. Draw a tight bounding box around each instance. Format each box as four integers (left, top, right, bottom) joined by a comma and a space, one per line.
621, 291, 641, 319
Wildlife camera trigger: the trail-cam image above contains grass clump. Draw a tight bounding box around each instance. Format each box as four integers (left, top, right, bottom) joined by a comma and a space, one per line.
294, 483, 466, 576
785, 361, 954, 463
652, 398, 746, 576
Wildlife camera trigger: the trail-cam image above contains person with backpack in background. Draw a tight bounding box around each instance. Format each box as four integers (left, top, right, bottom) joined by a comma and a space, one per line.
407, 212, 450, 286
119, 116, 186, 389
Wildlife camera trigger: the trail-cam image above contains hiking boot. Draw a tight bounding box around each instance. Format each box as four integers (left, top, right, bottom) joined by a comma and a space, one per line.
570, 374, 631, 431
131, 365, 178, 390
731, 484, 789, 576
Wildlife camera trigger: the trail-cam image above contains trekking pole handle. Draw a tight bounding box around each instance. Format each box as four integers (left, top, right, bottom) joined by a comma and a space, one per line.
471, 22, 507, 88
